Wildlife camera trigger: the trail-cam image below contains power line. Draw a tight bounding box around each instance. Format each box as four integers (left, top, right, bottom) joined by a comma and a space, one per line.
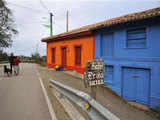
7, 2, 51, 25
56, 24, 66, 32
38, 0, 50, 14
7, 2, 47, 14
7, 1, 65, 34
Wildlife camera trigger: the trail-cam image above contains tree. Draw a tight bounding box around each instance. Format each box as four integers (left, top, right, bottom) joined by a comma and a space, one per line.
0, 0, 18, 48
31, 52, 41, 63
0, 50, 8, 61
31, 53, 46, 65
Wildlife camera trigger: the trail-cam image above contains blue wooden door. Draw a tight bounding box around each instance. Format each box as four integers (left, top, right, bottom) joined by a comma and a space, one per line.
122, 68, 137, 101
101, 33, 114, 57
104, 65, 113, 85
136, 69, 150, 104
122, 67, 150, 105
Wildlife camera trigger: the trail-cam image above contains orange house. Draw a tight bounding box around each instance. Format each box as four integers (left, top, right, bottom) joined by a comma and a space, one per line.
42, 28, 94, 74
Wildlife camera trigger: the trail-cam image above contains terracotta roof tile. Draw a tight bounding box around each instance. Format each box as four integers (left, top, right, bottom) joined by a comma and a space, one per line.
42, 7, 160, 42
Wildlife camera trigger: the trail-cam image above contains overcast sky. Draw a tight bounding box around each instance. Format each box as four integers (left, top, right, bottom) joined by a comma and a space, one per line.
4, 0, 160, 56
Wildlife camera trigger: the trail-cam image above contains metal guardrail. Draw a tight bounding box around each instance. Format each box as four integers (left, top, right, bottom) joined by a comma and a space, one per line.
21, 60, 35, 63
50, 80, 120, 120
0, 61, 8, 64
0, 60, 35, 64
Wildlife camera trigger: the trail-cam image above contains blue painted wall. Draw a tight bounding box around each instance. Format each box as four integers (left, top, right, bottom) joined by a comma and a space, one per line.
95, 23, 160, 107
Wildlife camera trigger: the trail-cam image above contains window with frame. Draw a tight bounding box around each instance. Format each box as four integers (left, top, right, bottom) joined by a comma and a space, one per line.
126, 28, 146, 48
75, 46, 81, 66
51, 48, 55, 64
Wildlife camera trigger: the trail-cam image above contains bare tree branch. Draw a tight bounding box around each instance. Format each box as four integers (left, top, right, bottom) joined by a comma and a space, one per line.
0, 0, 18, 48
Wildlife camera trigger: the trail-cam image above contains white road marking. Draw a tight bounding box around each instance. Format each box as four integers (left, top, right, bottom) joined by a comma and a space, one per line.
37, 71, 57, 120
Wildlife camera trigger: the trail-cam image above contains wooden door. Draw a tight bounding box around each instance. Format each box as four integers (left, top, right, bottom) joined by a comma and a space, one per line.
122, 67, 150, 105
122, 68, 137, 101
136, 69, 150, 105
61, 47, 67, 67
51, 48, 55, 64
75, 46, 81, 66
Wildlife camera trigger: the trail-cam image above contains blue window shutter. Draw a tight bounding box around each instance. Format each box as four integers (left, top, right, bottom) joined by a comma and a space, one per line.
127, 28, 146, 48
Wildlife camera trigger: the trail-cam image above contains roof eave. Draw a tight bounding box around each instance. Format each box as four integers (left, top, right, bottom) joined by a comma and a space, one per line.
41, 30, 93, 43
90, 15, 160, 31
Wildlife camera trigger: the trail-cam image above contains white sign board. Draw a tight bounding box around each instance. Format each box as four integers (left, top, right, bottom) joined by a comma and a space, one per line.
84, 59, 105, 86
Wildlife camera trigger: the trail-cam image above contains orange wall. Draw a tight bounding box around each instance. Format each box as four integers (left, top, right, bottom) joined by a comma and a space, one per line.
47, 34, 94, 73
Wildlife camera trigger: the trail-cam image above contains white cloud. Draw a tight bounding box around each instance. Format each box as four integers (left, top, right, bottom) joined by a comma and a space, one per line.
4, 0, 160, 56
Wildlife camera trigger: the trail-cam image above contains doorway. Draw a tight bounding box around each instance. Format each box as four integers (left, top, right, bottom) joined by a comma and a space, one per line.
61, 47, 67, 67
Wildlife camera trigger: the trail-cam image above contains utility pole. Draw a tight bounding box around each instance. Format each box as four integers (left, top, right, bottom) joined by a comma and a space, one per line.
36, 43, 39, 54
50, 12, 53, 36
66, 10, 69, 32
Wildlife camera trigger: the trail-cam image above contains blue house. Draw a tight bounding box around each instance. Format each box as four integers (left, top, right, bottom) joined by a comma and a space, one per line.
92, 7, 160, 107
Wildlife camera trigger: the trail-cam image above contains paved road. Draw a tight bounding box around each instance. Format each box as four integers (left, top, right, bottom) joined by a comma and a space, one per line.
0, 63, 52, 120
